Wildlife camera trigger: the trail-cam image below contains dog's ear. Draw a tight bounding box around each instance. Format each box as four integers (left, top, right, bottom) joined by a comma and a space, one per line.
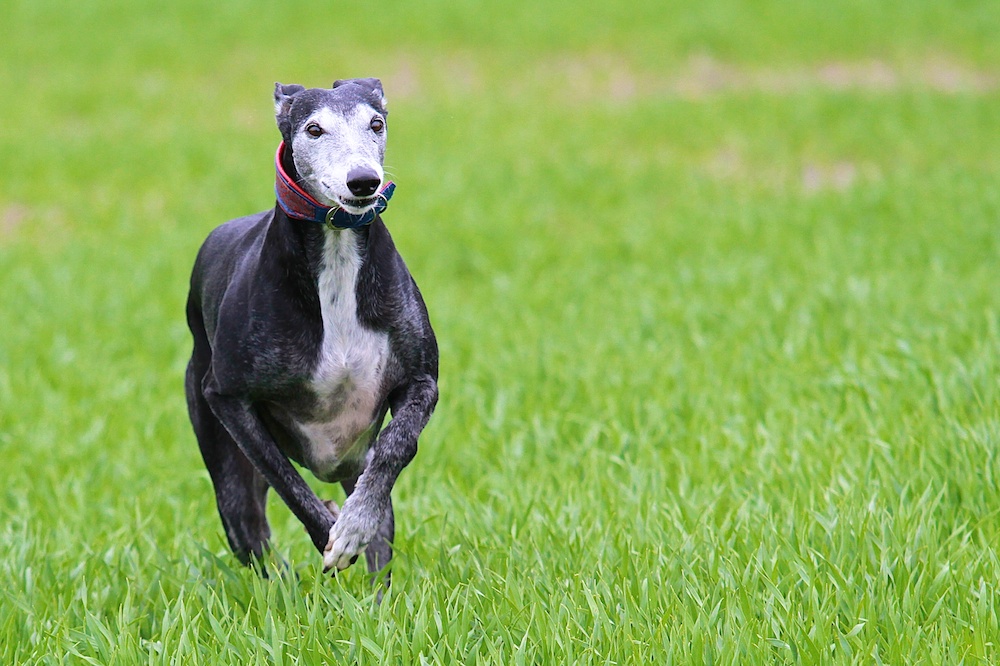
274, 83, 305, 142
333, 78, 387, 115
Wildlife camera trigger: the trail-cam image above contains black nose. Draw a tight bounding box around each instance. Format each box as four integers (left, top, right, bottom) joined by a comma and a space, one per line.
346, 167, 380, 197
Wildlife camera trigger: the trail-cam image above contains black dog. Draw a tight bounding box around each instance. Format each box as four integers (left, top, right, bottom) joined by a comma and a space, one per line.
185, 79, 437, 581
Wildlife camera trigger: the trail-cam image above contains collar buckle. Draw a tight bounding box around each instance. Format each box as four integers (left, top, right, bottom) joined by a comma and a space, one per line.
324, 207, 341, 229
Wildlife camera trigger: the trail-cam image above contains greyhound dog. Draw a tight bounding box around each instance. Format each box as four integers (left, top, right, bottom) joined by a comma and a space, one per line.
185, 79, 438, 582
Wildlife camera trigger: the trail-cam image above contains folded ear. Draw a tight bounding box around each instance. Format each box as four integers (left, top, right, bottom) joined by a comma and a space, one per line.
274, 83, 305, 141
333, 77, 387, 114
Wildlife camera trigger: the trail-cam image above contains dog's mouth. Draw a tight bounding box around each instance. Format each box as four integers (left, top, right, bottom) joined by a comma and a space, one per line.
337, 195, 378, 214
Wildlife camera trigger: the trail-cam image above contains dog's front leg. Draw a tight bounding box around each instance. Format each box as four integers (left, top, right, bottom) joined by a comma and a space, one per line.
323, 374, 438, 572
204, 388, 336, 555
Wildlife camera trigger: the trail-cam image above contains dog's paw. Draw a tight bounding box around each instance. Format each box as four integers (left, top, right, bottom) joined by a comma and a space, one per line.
322, 500, 380, 572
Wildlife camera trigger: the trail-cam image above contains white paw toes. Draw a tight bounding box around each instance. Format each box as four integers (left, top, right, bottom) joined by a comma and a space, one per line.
322, 505, 378, 572
323, 532, 364, 572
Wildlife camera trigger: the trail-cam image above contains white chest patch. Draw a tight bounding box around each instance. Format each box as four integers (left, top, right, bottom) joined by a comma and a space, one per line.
295, 230, 390, 479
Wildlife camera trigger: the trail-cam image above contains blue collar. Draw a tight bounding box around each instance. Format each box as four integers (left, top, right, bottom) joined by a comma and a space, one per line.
274, 141, 395, 230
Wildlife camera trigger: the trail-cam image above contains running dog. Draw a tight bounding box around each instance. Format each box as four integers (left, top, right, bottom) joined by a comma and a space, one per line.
184, 79, 438, 584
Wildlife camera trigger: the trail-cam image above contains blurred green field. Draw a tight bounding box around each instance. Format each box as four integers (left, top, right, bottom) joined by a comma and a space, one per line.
2, 0, 1000, 663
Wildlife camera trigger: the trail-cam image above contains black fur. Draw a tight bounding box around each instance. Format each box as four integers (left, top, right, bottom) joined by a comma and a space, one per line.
185, 81, 437, 584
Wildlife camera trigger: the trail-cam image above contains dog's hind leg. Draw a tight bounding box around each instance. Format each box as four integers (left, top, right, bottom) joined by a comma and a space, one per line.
341, 475, 394, 588
187, 362, 272, 566
186, 303, 271, 566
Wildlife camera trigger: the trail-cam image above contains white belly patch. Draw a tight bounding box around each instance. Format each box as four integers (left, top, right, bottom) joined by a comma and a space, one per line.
295, 230, 389, 479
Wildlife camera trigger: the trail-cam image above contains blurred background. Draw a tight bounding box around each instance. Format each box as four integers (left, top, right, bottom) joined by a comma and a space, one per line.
2, 0, 1000, 661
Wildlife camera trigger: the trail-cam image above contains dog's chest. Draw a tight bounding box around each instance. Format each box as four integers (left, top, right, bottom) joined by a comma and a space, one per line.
293, 231, 390, 478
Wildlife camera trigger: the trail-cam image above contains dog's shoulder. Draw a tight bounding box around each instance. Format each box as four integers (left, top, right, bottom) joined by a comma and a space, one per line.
194, 210, 272, 274
190, 209, 311, 393
359, 220, 438, 381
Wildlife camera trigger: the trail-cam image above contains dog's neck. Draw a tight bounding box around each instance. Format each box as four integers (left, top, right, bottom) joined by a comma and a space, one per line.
274, 142, 394, 230
265, 201, 370, 309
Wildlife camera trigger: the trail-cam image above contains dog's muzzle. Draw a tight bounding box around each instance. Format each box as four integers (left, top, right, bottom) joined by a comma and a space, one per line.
274, 142, 395, 230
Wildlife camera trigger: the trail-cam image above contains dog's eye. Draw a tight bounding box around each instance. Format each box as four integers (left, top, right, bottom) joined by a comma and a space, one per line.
305, 123, 324, 137
370, 117, 385, 133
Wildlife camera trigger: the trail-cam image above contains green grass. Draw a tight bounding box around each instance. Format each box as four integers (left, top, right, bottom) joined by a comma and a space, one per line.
2, 0, 1000, 663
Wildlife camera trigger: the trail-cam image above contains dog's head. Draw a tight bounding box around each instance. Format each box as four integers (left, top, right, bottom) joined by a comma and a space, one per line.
274, 79, 388, 215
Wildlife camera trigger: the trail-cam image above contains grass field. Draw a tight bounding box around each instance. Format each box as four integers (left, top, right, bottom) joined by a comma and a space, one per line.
2, 0, 1000, 663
